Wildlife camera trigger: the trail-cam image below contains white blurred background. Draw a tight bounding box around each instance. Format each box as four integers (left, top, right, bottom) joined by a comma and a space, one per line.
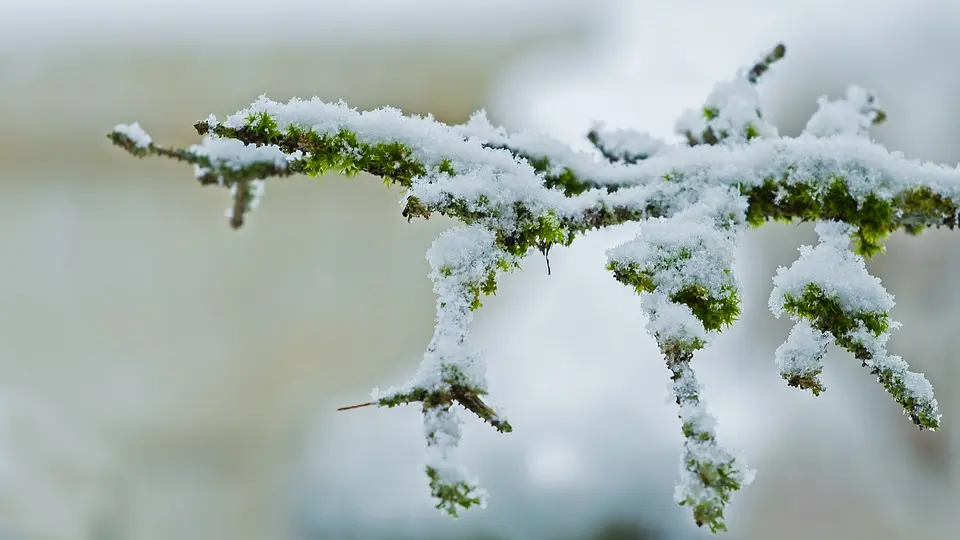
0, 1, 956, 539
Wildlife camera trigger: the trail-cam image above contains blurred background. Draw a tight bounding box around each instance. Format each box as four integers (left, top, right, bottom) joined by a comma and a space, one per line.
0, 0, 956, 539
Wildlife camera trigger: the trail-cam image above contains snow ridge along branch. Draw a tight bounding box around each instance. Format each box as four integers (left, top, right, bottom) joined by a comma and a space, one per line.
109, 43, 948, 534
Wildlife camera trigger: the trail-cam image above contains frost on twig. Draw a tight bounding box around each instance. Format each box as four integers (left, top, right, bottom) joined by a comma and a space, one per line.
109, 42, 952, 533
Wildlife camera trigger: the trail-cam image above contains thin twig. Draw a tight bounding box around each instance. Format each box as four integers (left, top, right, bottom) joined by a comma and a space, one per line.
336, 401, 376, 411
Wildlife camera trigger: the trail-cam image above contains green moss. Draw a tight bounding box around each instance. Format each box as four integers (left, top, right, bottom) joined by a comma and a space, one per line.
267, 127, 425, 189
782, 283, 889, 341
438, 158, 456, 176
670, 282, 741, 332
741, 178, 778, 226
740, 177, 896, 257
402, 196, 431, 221
571, 205, 651, 233
523, 155, 598, 196
682, 422, 712, 441
896, 186, 959, 234
463, 258, 515, 312
782, 282, 887, 361
820, 178, 895, 257
703, 107, 719, 120
493, 206, 574, 259
378, 387, 430, 408
607, 260, 740, 333
426, 465, 484, 517
782, 369, 826, 396
870, 365, 940, 429
677, 456, 744, 534
435, 194, 494, 226
245, 111, 283, 143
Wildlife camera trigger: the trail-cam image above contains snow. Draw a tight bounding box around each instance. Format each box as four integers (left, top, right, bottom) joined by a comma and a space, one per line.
805, 85, 883, 137
112, 123, 152, 148
675, 75, 778, 145
769, 221, 893, 318
774, 320, 830, 389
589, 121, 666, 161
189, 135, 290, 173
607, 213, 739, 346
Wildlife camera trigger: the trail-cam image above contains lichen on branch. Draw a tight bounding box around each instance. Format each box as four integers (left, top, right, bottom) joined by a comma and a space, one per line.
109, 42, 949, 533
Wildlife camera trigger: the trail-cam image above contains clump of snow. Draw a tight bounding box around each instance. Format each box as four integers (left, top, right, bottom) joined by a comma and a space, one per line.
589, 121, 666, 161
189, 136, 289, 172
642, 294, 709, 347
805, 85, 883, 137
607, 213, 738, 345
608, 216, 736, 300
675, 75, 778, 145
774, 320, 830, 388
456, 109, 649, 188
113, 122, 152, 148
769, 221, 893, 318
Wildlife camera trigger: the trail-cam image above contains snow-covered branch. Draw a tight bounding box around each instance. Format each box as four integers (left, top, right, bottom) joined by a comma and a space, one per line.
108, 42, 950, 534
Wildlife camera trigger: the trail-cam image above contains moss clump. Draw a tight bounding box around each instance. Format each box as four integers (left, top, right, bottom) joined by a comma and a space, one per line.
670, 282, 741, 332
426, 466, 484, 517
607, 258, 740, 333
378, 387, 430, 408
783, 369, 826, 396
896, 186, 959, 234
741, 177, 895, 257
678, 456, 745, 534
295, 129, 425, 187
245, 110, 283, 144
781, 283, 888, 342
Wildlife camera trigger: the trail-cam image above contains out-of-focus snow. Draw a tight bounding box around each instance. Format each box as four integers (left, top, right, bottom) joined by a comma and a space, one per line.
0, 0, 606, 49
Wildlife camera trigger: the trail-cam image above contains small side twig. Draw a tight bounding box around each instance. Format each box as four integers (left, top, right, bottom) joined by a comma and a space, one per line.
336, 401, 376, 411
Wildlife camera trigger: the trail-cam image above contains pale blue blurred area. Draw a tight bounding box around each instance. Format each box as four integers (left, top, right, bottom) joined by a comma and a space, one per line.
0, 1, 957, 540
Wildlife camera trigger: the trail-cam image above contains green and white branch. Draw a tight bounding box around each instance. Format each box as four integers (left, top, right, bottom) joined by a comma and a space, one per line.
109, 43, 948, 533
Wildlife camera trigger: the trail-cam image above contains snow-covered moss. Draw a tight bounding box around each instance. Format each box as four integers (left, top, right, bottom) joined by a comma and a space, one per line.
770, 221, 940, 429
109, 42, 949, 534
